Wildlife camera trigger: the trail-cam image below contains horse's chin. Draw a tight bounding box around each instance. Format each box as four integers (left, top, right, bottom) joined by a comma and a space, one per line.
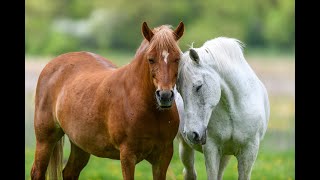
184, 138, 204, 152
186, 137, 206, 146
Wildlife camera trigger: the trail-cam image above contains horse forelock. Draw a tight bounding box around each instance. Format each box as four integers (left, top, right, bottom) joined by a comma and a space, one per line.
135, 25, 181, 59
177, 54, 197, 86
148, 25, 181, 54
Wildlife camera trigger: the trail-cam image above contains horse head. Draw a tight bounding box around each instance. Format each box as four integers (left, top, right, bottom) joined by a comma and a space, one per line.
141, 21, 184, 109
177, 47, 221, 145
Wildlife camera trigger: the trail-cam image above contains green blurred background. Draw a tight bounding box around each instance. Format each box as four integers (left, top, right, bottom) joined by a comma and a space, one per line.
25, 0, 295, 179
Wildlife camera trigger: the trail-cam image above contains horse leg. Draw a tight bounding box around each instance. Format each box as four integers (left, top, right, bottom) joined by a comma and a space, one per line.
203, 140, 220, 180
149, 143, 174, 180
31, 141, 57, 180
217, 155, 231, 180
119, 145, 137, 180
178, 137, 197, 180
236, 141, 259, 180
62, 141, 90, 180
31, 111, 64, 180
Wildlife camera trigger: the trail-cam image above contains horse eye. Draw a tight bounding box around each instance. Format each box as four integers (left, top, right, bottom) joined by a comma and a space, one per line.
175, 58, 180, 63
196, 84, 202, 92
148, 58, 155, 64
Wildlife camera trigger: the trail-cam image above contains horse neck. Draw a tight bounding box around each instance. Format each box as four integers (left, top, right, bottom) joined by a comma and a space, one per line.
210, 58, 259, 110
125, 52, 157, 102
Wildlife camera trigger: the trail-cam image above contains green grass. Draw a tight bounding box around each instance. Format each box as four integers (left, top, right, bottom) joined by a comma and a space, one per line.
25, 135, 294, 180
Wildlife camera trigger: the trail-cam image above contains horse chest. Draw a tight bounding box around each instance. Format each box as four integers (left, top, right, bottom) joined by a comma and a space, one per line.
109, 108, 179, 145
139, 113, 179, 140
209, 108, 262, 154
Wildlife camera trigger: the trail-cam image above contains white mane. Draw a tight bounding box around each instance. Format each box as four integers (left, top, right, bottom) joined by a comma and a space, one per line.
203, 37, 245, 72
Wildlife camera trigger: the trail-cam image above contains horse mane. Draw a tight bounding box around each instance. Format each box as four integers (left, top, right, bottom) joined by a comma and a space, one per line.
135, 25, 181, 58
203, 37, 246, 72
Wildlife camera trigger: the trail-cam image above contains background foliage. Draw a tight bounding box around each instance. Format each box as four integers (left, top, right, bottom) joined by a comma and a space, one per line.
26, 0, 294, 56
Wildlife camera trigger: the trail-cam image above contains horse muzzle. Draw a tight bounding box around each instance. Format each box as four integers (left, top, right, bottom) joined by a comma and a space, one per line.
155, 89, 174, 108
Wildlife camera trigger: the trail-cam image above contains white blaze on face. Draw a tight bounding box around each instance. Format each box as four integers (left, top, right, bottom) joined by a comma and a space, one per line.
162, 50, 169, 64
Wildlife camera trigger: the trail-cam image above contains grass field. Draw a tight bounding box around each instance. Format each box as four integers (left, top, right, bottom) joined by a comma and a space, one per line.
25, 53, 294, 179
25, 137, 294, 180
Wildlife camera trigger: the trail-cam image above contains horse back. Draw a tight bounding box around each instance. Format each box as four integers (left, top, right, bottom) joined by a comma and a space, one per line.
35, 51, 116, 119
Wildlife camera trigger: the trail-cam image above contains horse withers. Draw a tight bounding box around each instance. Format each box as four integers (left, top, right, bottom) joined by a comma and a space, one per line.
31, 21, 184, 180
175, 37, 270, 180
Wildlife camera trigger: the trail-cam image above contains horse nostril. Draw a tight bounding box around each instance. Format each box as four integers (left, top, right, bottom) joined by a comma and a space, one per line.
157, 90, 173, 101
170, 90, 174, 99
156, 90, 160, 98
192, 132, 200, 141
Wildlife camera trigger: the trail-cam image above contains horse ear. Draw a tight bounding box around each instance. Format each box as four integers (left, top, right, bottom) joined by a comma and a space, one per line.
174, 21, 184, 41
189, 49, 199, 64
142, 22, 154, 42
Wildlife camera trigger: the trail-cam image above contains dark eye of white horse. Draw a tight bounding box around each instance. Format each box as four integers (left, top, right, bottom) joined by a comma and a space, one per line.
196, 84, 202, 92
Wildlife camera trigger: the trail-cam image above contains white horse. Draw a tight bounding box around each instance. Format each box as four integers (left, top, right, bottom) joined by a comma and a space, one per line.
175, 37, 270, 180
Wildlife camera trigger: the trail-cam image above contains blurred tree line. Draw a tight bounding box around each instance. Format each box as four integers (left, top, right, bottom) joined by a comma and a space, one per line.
26, 0, 294, 56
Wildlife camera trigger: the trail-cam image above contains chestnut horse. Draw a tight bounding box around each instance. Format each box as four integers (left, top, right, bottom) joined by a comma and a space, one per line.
31, 21, 184, 180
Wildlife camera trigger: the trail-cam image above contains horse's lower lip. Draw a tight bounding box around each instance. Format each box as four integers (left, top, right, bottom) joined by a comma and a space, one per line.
186, 137, 195, 145
156, 95, 173, 108
160, 105, 172, 108
159, 101, 172, 108
189, 139, 204, 145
